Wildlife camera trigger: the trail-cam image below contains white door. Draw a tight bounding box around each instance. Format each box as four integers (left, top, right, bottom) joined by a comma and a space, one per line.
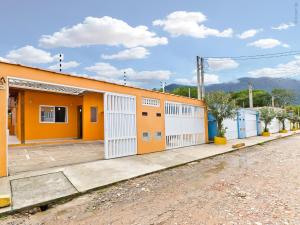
223, 118, 238, 140
104, 93, 137, 159
245, 112, 257, 137
165, 101, 205, 149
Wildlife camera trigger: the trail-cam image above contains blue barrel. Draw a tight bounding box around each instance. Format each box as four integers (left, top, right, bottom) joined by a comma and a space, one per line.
208, 113, 217, 141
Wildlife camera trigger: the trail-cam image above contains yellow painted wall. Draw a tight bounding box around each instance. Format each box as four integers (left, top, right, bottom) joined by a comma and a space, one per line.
0, 75, 8, 176
23, 90, 83, 140
82, 92, 104, 140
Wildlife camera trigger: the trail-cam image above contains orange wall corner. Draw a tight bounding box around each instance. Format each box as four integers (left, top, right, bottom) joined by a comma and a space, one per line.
0, 76, 8, 177
82, 92, 104, 141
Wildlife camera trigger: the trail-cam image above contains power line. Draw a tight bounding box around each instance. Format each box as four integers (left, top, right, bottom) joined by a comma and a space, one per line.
203, 50, 300, 61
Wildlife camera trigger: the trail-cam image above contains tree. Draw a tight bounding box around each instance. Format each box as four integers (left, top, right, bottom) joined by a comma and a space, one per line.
287, 112, 300, 130
171, 87, 197, 98
231, 89, 272, 108
259, 107, 276, 132
205, 91, 236, 137
272, 88, 296, 107
276, 110, 289, 131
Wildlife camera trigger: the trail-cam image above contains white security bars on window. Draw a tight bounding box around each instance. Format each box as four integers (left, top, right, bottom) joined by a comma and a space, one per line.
104, 93, 137, 159
142, 97, 160, 107
165, 101, 205, 149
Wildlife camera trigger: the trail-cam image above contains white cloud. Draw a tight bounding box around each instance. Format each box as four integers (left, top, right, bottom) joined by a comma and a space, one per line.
175, 74, 220, 86
207, 58, 239, 71
85, 62, 171, 82
48, 61, 80, 70
101, 47, 150, 60
39, 16, 168, 48
272, 22, 295, 30
237, 29, 262, 39
248, 38, 289, 49
0, 57, 10, 63
249, 56, 300, 78
5, 45, 58, 64
153, 11, 233, 38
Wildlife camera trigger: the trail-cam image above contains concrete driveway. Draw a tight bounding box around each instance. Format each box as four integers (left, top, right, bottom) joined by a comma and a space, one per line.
8, 141, 104, 175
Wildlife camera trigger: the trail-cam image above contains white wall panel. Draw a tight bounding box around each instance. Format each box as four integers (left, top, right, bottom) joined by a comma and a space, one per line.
284, 119, 291, 131
165, 101, 205, 149
104, 93, 137, 159
223, 118, 238, 140
261, 118, 280, 133
245, 112, 257, 137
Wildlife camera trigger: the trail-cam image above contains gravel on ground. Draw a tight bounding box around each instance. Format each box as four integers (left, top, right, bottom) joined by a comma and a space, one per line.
1, 135, 300, 225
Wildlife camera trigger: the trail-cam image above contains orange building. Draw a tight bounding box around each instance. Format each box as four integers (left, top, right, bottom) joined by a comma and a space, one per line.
0, 62, 208, 177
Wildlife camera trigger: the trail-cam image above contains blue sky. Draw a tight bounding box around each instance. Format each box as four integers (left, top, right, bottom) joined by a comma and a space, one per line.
0, 0, 299, 88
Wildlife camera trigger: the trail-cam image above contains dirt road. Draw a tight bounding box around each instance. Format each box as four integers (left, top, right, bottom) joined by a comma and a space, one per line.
1, 135, 300, 225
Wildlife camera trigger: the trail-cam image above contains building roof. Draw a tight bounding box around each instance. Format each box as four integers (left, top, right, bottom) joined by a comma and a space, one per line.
0, 61, 200, 101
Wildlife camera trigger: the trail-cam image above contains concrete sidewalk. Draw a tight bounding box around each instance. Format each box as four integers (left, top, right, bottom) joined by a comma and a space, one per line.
1, 131, 299, 215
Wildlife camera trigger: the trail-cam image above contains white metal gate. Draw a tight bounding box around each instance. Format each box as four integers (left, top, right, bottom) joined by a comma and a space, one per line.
244, 111, 257, 137
165, 101, 205, 149
104, 93, 137, 159
223, 118, 238, 140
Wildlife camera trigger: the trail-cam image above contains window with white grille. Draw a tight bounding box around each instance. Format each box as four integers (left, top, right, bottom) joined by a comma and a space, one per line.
142, 97, 160, 107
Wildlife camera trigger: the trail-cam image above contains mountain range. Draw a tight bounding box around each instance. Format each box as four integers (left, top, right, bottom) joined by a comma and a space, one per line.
165, 77, 300, 103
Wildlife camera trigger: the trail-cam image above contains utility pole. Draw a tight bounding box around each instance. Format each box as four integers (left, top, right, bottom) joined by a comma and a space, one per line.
160, 81, 166, 93
196, 56, 201, 100
59, 54, 63, 72
200, 57, 205, 100
196, 56, 205, 100
248, 83, 253, 108
295, 2, 298, 25
123, 71, 127, 85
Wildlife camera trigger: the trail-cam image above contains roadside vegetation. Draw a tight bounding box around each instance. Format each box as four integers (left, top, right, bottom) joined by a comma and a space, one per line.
205, 91, 236, 138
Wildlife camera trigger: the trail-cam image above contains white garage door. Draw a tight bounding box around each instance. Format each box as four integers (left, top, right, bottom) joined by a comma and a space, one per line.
245, 112, 257, 137
104, 93, 137, 159
223, 118, 238, 140
165, 101, 205, 149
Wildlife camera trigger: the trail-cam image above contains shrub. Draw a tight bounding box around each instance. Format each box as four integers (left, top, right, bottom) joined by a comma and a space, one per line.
259, 107, 276, 132
205, 91, 236, 137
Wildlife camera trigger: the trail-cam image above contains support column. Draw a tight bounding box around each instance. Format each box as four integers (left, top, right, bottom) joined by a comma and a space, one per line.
0, 76, 8, 177
20, 91, 25, 144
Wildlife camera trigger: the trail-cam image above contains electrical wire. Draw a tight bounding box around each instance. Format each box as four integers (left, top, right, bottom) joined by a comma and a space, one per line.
203, 50, 300, 61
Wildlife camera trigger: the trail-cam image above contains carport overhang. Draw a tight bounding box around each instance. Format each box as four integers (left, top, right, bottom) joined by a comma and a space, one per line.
1, 76, 106, 177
